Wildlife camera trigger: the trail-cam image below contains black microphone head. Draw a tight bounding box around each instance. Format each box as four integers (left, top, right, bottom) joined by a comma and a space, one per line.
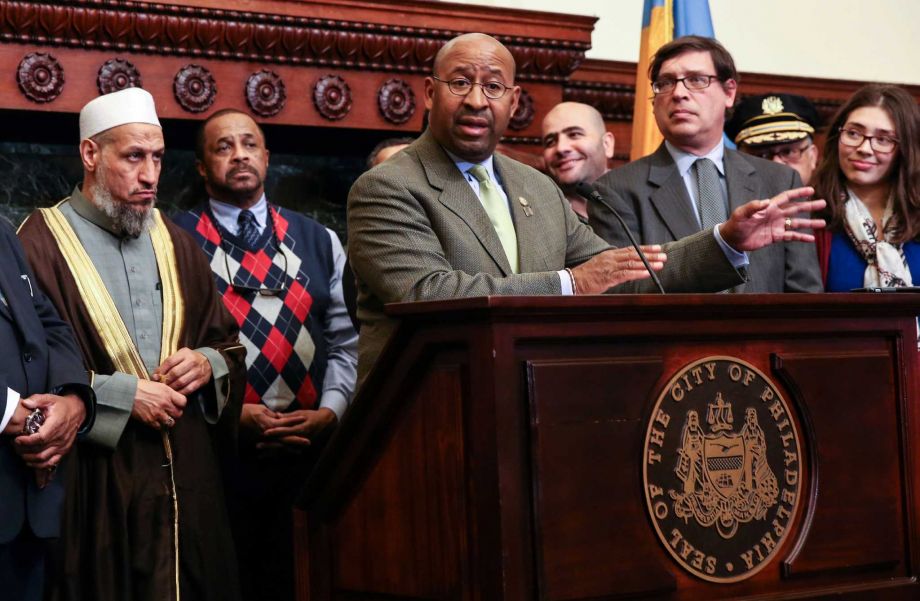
574, 181, 597, 200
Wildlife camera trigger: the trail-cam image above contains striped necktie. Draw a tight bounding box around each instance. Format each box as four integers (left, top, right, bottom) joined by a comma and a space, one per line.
468, 164, 519, 273
237, 209, 261, 251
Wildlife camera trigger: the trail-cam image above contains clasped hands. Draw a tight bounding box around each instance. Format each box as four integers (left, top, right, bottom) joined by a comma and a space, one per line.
241, 404, 337, 455
571, 186, 826, 294
131, 347, 211, 430
4, 392, 85, 487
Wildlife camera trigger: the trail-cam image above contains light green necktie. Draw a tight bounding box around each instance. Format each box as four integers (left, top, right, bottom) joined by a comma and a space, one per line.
469, 164, 519, 273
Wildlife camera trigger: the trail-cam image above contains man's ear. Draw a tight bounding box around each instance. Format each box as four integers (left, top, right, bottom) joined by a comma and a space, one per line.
424, 76, 435, 111
603, 132, 615, 159
508, 85, 521, 116
723, 79, 738, 108
79, 139, 100, 173
195, 159, 206, 179
806, 142, 819, 171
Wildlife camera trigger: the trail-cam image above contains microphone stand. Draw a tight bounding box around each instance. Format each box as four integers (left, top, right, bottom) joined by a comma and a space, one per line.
576, 182, 666, 294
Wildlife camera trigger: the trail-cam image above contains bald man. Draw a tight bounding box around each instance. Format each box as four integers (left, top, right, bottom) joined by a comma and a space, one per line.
541, 102, 615, 222
347, 33, 825, 379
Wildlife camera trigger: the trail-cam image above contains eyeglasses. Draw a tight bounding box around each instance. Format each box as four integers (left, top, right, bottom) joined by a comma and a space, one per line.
747, 140, 813, 162
432, 76, 513, 100
218, 208, 292, 296
838, 127, 899, 153
651, 74, 721, 95
223, 246, 290, 296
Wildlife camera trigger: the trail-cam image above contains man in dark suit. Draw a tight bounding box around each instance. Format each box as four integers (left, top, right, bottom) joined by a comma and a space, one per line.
348, 33, 825, 379
591, 36, 823, 293
0, 221, 93, 601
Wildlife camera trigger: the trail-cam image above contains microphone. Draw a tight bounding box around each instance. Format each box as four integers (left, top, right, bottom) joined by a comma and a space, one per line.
575, 181, 666, 294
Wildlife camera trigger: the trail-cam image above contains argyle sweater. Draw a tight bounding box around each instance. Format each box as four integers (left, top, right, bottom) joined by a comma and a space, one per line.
175, 204, 334, 412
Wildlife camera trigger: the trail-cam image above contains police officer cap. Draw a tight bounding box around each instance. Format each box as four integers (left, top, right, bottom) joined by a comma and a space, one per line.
726, 93, 819, 147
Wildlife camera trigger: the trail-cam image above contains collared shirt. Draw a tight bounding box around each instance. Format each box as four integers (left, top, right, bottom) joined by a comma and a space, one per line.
58, 186, 229, 449
447, 152, 575, 295
208, 194, 269, 235
207, 196, 358, 419
0, 388, 18, 433
665, 141, 748, 268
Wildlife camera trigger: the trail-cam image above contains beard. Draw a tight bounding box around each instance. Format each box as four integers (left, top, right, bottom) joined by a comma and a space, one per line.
92, 165, 156, 238
208, 164, 265, 204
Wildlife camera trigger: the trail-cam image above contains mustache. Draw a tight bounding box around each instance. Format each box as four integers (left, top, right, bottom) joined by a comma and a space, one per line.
228, 165, 258, 177
455, 108, 492, 122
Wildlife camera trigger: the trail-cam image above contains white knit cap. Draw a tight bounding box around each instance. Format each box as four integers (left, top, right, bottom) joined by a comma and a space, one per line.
79, 87, 161, 141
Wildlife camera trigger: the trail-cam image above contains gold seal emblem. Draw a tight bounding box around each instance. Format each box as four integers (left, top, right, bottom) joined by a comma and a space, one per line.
643, 357, 802, 583
761, 96, 784, 115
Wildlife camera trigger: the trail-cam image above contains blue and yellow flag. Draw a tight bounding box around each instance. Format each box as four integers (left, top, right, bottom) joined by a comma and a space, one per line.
630, 0, 715, 161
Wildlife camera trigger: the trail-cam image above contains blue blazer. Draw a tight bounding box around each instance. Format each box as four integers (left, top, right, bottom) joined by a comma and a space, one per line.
0, 220, 92, 543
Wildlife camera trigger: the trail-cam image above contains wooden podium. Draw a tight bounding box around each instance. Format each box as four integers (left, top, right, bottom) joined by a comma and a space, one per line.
300, 294, 920, 600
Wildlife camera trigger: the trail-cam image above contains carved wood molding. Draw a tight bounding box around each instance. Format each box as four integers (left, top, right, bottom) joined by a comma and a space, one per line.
563, 81, 636, 122
0, 1, 588, 82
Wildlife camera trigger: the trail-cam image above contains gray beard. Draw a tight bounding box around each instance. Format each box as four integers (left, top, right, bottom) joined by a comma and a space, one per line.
92, 170, 156, 238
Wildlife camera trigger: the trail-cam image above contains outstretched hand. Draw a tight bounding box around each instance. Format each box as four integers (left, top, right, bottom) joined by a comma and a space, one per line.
719, 187, 826, 252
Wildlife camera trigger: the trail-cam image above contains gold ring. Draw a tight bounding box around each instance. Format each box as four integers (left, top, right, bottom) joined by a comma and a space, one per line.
784, 217, 793, 231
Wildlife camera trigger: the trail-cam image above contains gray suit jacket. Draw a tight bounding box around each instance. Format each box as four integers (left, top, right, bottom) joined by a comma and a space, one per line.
348, 131, 746, 380
591, 144, 823, 293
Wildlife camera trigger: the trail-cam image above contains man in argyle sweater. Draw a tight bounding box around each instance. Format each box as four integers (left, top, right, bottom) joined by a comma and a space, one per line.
175, 109, 357, 601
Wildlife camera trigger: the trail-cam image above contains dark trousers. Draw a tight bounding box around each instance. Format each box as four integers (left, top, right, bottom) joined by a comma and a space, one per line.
225, 443, 322, 601
0, 527, 48, 601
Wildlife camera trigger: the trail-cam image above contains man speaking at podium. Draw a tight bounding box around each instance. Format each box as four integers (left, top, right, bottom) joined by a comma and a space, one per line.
347, 32, 824, 380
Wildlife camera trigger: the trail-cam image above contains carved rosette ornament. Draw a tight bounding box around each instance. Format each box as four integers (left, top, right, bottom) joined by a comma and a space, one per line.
508, 88, 535, 131
313, 75, 352, 121
245, 69, 286, 117
97, 58, 141, 94
17, 52, 64, 104
174, 64, 217, 113
377, 78, 415, 125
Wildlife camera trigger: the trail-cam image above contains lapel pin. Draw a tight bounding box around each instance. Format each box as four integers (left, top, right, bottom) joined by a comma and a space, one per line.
519, 197, 533, 217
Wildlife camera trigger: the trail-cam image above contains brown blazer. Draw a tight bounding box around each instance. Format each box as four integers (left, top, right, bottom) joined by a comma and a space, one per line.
347, 131, 746, 381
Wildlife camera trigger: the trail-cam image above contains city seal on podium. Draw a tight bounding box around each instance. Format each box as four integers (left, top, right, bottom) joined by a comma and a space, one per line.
642, 356, 803, 583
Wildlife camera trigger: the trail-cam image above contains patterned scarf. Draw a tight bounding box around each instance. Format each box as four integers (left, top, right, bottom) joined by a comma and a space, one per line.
843, 188, 913, 288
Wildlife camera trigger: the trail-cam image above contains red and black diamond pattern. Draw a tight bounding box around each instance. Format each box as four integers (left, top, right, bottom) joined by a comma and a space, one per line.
195, 209, 317, 411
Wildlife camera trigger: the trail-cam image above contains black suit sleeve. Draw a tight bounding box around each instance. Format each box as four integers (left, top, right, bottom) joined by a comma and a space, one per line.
3, 221, 95, 430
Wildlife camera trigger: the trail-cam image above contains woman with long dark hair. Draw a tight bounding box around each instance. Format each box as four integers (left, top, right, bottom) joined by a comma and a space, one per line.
812, 84, 920, 290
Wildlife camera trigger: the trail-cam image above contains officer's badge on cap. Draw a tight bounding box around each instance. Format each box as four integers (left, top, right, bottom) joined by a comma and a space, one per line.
725, 93, 819, 147
79, 87, 161, 141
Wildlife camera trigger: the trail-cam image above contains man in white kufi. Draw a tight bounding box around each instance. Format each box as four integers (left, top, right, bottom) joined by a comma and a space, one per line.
18, 87, 246, 601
